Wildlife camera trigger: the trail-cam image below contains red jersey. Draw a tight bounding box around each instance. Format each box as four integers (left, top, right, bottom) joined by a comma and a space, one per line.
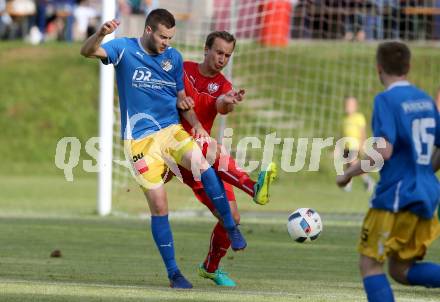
183, 61, 233, 98
179, 61, 237, 200
181, 61, 233, 134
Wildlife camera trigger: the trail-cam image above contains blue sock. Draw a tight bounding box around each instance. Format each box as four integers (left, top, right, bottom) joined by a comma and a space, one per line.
151, 215, 178, 278
363, 274, 394, 302
200, 168, 235, 229
407, 262, 440, 288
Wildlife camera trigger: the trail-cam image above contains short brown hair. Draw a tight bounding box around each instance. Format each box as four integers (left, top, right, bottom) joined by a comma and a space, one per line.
205, 31, 236, 50
145, 9, 175, 31
376, 41, 411, 76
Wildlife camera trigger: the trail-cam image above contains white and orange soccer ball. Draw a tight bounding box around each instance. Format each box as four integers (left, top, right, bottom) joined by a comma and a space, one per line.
287, 208, 322, 243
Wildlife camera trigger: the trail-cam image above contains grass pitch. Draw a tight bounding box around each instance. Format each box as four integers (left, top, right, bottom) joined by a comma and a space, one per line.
1, 174, 440, 301
0, 214, 439, 302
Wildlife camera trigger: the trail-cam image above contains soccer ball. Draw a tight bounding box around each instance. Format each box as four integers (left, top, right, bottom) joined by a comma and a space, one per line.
287, 208, 322, 243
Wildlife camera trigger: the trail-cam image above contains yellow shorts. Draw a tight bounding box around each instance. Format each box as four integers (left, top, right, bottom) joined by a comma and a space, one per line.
124, 124, 198, 189
358, 208, 440, 262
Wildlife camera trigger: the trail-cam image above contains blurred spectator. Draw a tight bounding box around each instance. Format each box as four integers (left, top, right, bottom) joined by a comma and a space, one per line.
292, 0, 313, 38
341, 96, 375, 192
5, 0, 36, 39
54, 0, 75, 41
129, 0, 150, 15
434, 0, 440, 39
34, 0, 75, 42
35, 0, 47, 41
343, 0, 372, 41
0, 0, 13, 39
370, 0, 399, 40
73, 0, 98, 41
118, 0, 157, 16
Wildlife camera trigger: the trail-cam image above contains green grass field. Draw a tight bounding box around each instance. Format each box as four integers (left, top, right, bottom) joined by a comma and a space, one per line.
1, 174, 440, 301
1, 41, 440, 301
1, 208, 440, 301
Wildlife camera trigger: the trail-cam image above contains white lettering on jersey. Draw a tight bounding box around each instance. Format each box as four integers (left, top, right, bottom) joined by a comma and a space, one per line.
402, 100, 434, 113
132, 67, 152, 82
131, 67, 176, 89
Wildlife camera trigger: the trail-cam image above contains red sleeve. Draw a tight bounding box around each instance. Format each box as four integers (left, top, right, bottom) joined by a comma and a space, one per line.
221, 80, 233, 95
183, 71, 198, 99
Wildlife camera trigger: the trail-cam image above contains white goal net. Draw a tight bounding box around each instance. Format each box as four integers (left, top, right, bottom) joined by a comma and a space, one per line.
110, 0, 440, 215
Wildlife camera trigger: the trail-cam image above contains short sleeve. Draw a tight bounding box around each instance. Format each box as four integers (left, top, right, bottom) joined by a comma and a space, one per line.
183, 71, 197, 97
174, 51, 184, 92
372, 94, 396, 145
101, 38, 125, 66
221, 80, 233, 95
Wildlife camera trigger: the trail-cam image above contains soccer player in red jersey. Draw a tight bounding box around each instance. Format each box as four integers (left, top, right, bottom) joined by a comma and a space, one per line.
180, 31, 277, 286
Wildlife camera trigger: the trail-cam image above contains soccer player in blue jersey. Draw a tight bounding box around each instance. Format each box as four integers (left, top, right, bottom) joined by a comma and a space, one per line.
80, 9, 247, 289
337, 41, 440, 301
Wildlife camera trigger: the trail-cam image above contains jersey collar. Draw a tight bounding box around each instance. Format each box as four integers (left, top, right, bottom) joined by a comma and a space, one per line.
387, 80, 411, 91
137, 38, 152, 56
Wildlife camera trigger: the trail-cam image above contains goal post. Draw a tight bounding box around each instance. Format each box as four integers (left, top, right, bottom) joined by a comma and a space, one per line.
97, 0, 116, 216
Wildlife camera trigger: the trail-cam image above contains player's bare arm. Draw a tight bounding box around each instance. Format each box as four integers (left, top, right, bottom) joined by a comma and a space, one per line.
337, 138, 393, 187
80, 19, 120, 59
176, 89, 194, 110
431, 147, 440, 172
216, 89, 245, 114
180, 109, 210, 141
176, 90, 209, 140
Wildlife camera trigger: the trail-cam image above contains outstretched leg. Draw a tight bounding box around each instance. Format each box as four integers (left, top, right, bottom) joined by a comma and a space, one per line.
179, 143, 247, 251
209, 142, 277, 205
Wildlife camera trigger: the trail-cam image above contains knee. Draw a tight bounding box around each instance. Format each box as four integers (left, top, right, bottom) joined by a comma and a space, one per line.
388, 262, 410, 285
151, 205, 168, 216
359, 255, 384, 277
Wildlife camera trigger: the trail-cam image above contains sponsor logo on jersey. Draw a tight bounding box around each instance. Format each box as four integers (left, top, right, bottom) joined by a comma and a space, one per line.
135, 51, 144, 59
207, 82, 219, 94
132, 67, 176, 89
132, 67, 152, 82
161, 59, 173, 72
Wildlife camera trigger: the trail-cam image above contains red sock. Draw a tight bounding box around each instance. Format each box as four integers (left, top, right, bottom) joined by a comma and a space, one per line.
203, 222, 231, 273
214, 154, 255, 197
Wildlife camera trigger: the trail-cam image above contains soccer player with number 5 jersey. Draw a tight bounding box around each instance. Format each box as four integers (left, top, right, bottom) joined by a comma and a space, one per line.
337, 41, 440, 301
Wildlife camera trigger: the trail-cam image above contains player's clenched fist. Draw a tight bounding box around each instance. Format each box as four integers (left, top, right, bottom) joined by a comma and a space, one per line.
98, 19, 120, 36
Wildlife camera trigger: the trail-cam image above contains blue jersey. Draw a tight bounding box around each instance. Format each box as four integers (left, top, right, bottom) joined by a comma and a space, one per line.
101, 37, 184, 139
371, 81, 440, 219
